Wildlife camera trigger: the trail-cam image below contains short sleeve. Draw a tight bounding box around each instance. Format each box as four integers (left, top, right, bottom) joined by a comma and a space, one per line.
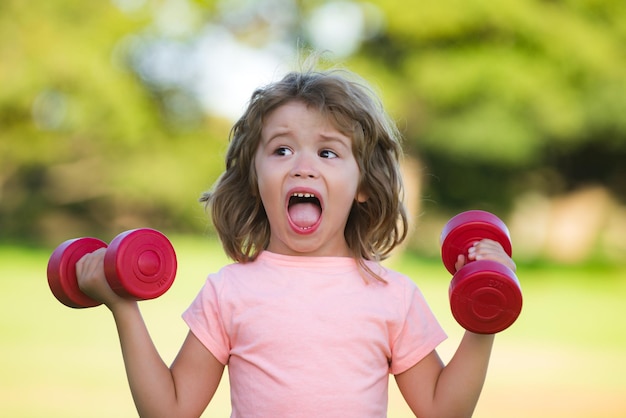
182, 276, 231, 365
389, 280, 447, 375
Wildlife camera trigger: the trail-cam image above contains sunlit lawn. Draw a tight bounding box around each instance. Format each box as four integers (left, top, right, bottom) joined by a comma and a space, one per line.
1, 236, 625, 417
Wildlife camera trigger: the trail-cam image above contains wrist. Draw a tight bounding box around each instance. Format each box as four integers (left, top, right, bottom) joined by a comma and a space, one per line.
464, 330, 496, 343
107, 298, 139, 316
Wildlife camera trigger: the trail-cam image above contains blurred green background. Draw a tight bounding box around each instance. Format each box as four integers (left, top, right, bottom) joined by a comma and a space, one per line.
1, 0, 625, 416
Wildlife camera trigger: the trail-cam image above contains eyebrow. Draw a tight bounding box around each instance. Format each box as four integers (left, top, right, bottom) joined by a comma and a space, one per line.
262, 128, 351, 148
318, 133, 352, 150
262, 126, 290, 144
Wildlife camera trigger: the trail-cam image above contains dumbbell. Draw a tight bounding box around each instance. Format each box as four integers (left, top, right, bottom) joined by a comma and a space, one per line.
440, 210, 522, 334
47, 228, 177, 308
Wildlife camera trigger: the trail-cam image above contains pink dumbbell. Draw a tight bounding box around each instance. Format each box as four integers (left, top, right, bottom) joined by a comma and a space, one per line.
441, 210, 522, 334
47, 228, 177, 308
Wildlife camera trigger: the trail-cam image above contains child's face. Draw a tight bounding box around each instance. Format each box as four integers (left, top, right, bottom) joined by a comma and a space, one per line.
254, 100, 367, 257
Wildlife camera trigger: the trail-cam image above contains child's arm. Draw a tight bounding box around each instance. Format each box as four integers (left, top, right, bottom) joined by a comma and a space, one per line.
77, 249, 225, 418
395, 239, 514, 418
395, 333, 494, 418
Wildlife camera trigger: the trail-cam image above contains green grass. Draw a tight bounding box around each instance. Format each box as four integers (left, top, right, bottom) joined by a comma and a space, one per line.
1, 237, 625, 417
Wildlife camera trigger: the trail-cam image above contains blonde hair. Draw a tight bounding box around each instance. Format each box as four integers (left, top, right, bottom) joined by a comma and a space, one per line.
200, 69, 408, 281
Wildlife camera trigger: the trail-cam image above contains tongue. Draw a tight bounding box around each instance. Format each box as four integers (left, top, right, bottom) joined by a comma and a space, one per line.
288, 202, 321, 228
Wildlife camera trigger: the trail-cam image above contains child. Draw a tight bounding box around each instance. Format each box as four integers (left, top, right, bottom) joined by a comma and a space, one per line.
77, 68, 516, 417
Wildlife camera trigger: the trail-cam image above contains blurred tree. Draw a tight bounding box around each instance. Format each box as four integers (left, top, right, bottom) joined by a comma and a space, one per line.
0, 0, 225, 243
358, 0, 626, 212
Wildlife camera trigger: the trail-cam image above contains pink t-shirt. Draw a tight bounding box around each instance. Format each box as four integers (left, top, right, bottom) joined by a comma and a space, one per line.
183, 251, 446, 417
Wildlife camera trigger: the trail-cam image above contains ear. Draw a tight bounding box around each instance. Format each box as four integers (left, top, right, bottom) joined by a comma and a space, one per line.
356, 189, 368, 203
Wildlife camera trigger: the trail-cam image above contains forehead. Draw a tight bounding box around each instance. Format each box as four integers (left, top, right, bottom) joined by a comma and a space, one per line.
265, 100, 322, 122
262, 100, 354, 138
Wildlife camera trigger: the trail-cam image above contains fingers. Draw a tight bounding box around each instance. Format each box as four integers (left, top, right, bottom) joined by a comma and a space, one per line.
74, 248, 133, 309
467, 239, 500, 260
76, 248, 106, 283
467, 239, 516, 272
75, 248, 111, 302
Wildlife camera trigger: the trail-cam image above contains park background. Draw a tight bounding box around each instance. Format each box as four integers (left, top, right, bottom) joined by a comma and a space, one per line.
1, 0, 625, 416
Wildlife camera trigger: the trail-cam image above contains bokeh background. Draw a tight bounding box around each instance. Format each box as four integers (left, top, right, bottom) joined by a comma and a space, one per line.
1, 0, 625, 417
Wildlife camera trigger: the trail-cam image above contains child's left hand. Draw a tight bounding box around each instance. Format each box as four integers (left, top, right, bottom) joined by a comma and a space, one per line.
454, 239, 516, 272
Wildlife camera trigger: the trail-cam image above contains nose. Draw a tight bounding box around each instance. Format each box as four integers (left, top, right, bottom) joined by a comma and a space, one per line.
290, 152, 319, 179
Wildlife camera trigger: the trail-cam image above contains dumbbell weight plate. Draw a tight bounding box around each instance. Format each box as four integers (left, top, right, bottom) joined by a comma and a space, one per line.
47, 237, 108, 308
104, 228, 177, 300
449, 260, 522, 334
440, 210, 512, 275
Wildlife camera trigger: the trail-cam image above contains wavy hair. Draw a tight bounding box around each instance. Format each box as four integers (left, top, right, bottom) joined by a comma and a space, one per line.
200, 69, 408, 281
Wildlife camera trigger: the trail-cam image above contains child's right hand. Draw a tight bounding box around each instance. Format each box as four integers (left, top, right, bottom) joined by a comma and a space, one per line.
454, 239, 516, 273
76, 248, 127, 309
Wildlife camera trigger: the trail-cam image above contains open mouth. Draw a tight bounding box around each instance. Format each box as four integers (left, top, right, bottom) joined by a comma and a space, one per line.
287, 192, 322, 231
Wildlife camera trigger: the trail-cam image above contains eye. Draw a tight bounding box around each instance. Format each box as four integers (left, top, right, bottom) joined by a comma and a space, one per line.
319, 149, 338, 159
273, 146, 293, 156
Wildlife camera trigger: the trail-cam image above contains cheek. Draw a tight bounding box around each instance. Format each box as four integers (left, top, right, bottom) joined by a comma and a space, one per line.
254, 165, 280, 209
252, 150, 267, 195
